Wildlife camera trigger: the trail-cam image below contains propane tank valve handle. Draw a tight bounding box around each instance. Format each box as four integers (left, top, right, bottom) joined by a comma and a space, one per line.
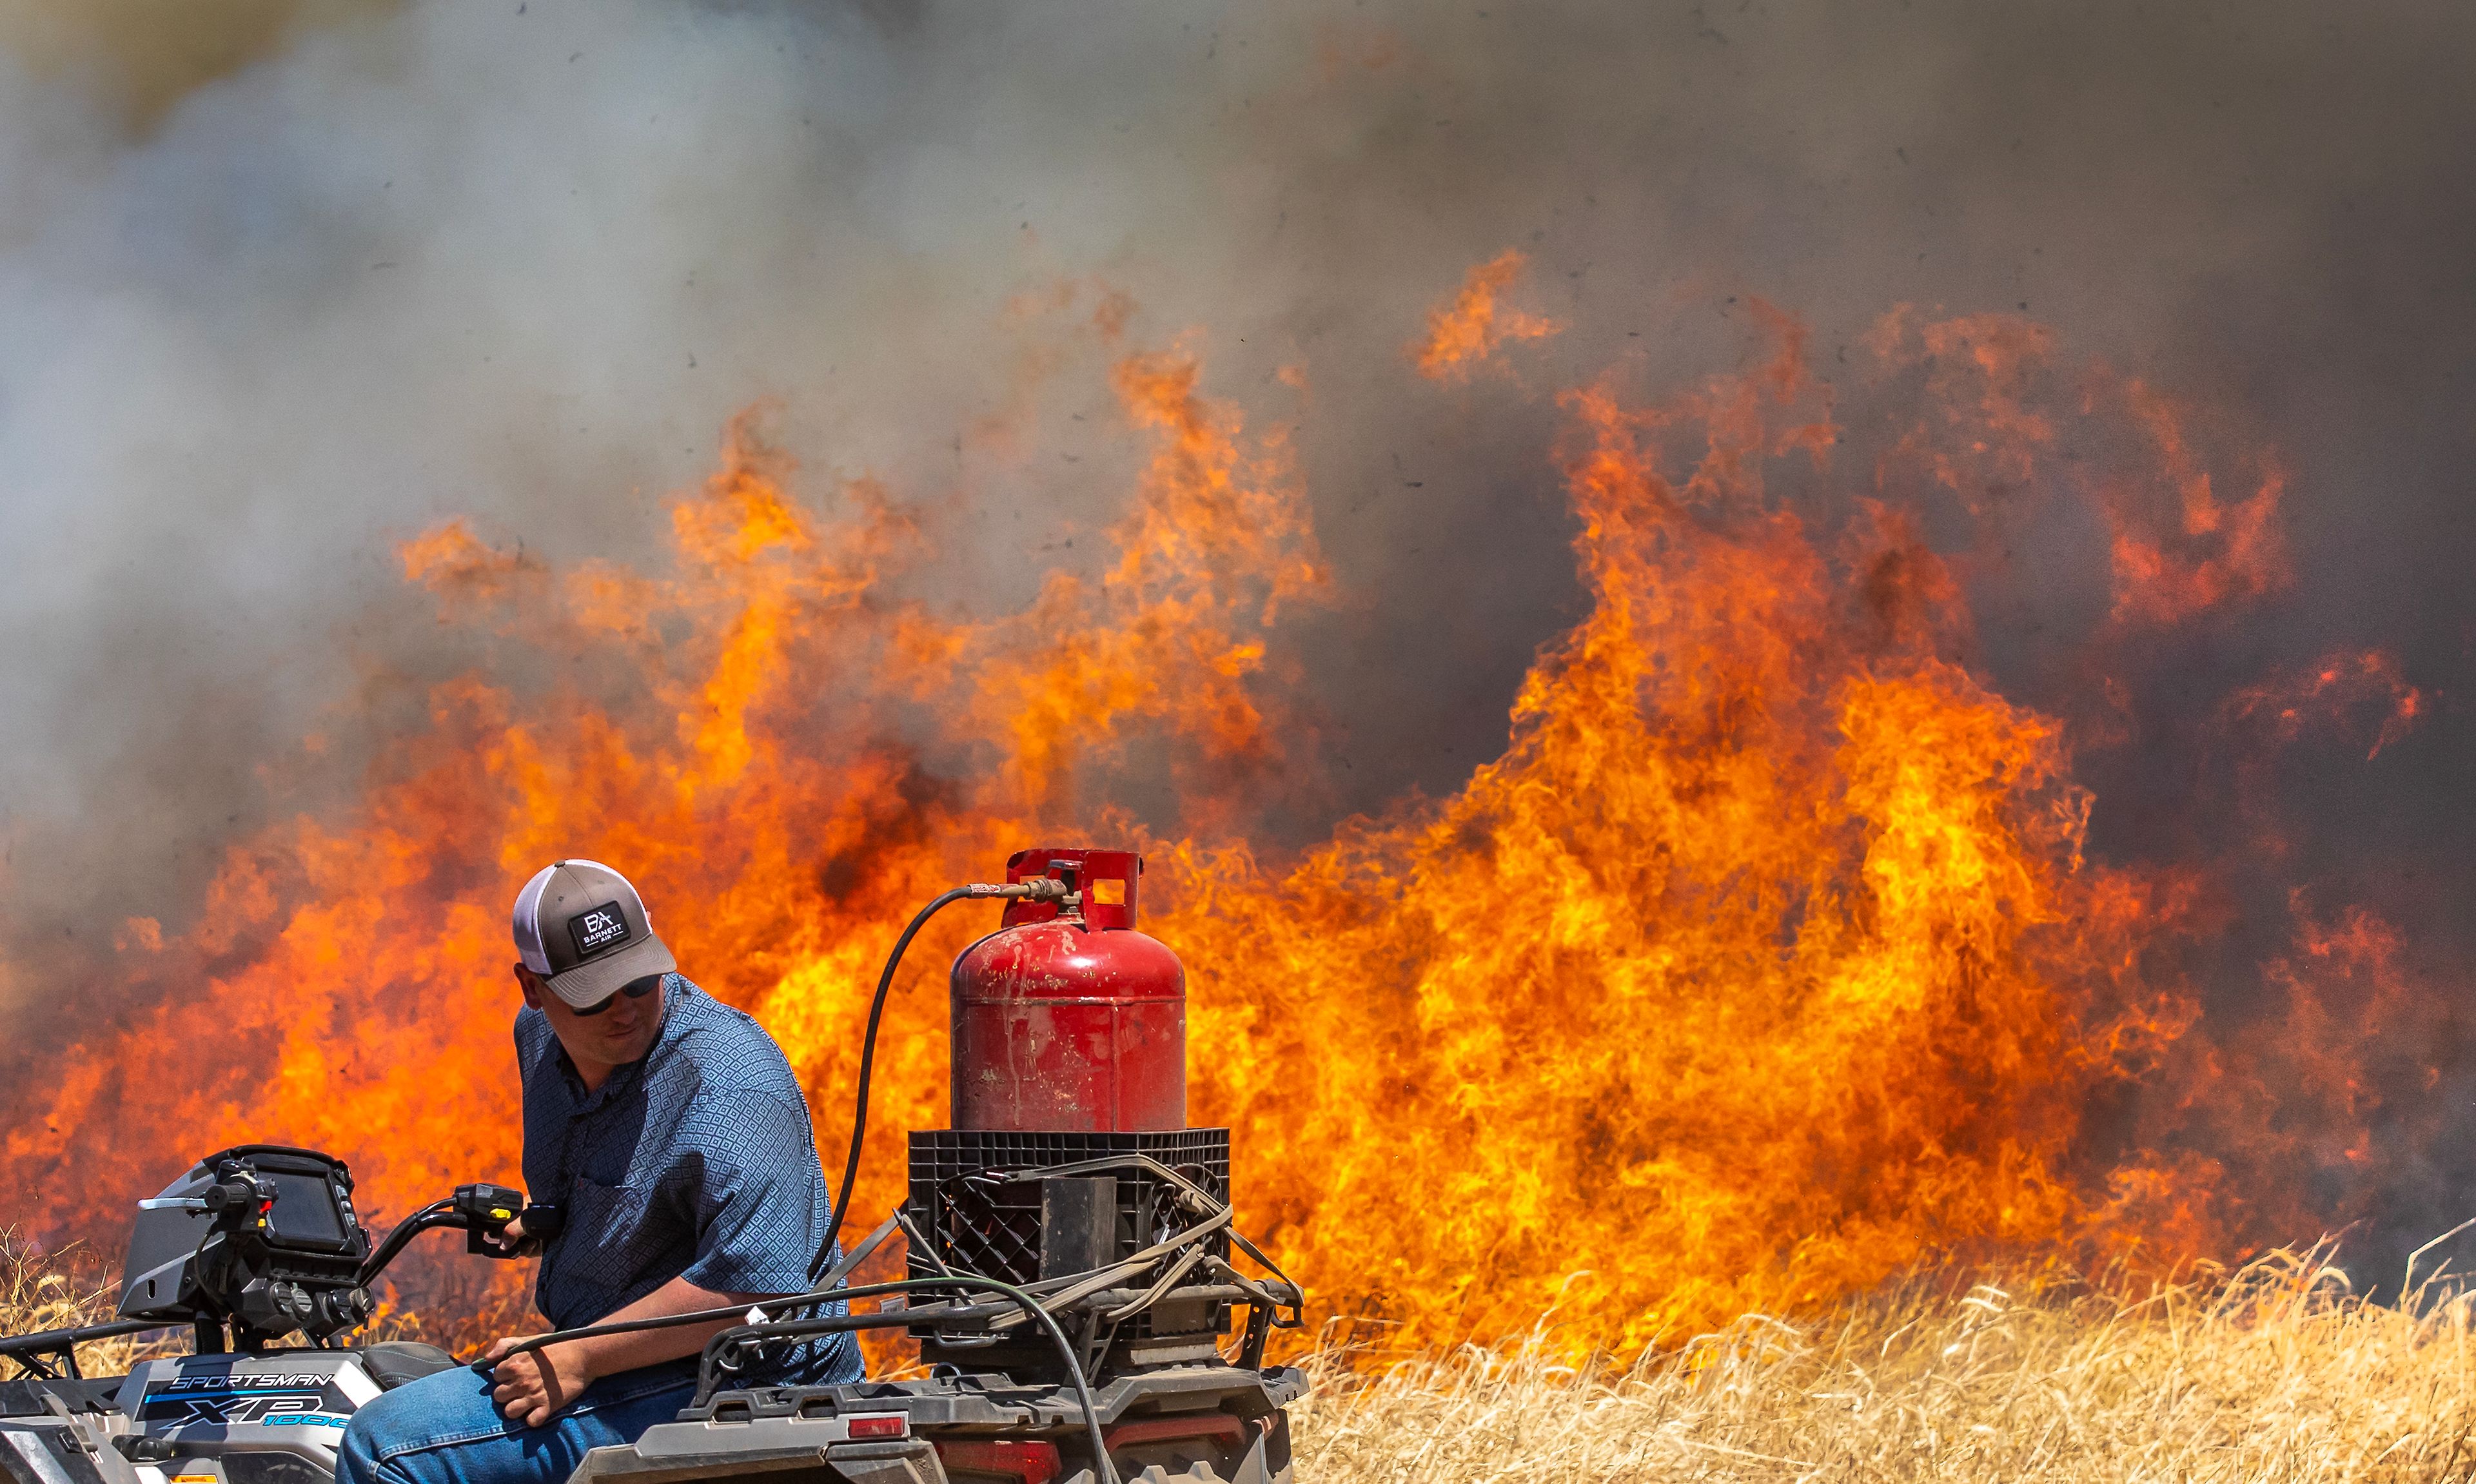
968, 878, 1071, 901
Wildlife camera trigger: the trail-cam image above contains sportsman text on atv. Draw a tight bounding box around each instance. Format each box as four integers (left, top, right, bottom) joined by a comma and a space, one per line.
0, 848, 1305, 1484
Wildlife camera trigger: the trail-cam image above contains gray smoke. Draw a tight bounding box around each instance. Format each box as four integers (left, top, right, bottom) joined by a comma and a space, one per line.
2, 0, 2472, 1071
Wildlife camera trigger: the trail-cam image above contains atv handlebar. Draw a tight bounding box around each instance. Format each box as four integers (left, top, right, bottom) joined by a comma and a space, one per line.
0, 1160, 549, 1378
357, 1186, 561, 1287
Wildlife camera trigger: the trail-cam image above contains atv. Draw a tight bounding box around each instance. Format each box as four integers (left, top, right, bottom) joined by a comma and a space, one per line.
0, 1138, 1301, 1484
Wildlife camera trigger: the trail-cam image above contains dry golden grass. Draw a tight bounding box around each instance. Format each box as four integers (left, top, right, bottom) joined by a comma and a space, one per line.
0, 1229, 164, 1375
1291, 1247, 2476, 1483
0, 1233, 117, 1333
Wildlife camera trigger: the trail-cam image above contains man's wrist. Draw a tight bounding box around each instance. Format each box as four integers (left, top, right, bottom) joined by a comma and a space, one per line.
547, 1338, 595, 1392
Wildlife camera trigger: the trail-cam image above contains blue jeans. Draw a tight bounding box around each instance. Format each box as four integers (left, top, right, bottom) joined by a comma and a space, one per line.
337, 1362, 698, 1484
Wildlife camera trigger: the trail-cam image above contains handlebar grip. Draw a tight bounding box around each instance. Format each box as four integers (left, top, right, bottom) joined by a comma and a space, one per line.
454, 1183, 528, 1258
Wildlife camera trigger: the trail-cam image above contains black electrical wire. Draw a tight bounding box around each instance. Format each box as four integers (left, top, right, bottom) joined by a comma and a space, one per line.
484, 1274, 1121, 1484
986, 1152, 1304, 1324
696, 1275, 1119, 1484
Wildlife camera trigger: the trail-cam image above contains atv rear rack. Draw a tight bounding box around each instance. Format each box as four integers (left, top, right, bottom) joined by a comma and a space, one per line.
488, 1154, 1303, 1484
0, 1322, 170, 1382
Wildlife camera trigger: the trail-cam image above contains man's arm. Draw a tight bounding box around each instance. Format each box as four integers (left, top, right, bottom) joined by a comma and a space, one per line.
488, 1081, 837, 1425
485, 1269, 787, 1426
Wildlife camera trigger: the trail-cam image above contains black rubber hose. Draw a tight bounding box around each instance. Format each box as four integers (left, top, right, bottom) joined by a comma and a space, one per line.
811, 886, 975, 1280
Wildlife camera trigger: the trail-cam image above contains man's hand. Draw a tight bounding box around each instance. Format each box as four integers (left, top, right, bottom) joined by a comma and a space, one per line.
485, 1336, 592, 1427
478, 1275, 778, 1423
482, 1213, 541, 1258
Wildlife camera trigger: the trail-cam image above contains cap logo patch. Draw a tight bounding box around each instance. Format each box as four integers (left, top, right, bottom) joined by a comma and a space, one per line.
569, 901, 632, 958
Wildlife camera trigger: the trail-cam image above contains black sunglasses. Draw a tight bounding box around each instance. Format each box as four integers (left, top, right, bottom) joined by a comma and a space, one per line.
571, 973, 666, 1018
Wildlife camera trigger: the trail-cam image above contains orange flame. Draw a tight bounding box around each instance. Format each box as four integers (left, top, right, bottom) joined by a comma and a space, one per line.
0, 269, 2435, 1362
2229, 649, 2425, 761
1409, 249, 1564, 379
2103, 380, 2291, 628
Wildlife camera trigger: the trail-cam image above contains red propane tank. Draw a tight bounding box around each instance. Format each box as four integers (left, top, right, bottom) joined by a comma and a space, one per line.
950, 847, 1186, 1131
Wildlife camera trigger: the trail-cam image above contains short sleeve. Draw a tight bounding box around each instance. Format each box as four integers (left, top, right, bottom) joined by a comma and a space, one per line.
674, 1087, 829, 1296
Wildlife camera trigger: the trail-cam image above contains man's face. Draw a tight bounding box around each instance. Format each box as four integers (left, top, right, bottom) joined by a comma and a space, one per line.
516, 964, 667, 1073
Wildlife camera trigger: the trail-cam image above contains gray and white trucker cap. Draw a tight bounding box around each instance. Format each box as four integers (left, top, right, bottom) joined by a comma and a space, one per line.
512, 859, 678, 1010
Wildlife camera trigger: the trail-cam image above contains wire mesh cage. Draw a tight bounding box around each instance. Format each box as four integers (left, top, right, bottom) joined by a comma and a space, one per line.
903, 1128, 1232, 1340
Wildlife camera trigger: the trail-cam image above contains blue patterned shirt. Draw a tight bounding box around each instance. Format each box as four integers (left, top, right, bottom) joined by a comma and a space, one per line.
516, 974, 861, 1386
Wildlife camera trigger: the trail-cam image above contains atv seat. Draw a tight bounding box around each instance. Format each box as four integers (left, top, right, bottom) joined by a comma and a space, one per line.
358, 1342, 461, 1391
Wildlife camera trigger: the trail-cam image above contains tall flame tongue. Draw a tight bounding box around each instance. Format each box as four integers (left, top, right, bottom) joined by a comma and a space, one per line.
0, 271, 2433, 1360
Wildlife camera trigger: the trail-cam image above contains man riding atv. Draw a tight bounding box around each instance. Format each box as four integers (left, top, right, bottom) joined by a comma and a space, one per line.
338, 860, 861, 1484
